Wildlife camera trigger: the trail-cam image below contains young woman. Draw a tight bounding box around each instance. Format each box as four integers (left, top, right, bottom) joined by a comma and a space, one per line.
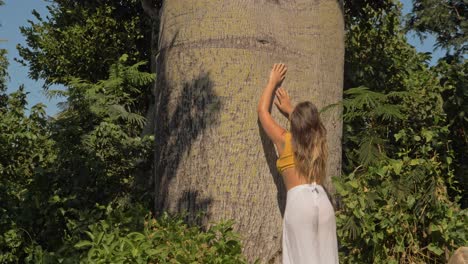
257, 63, 339, 264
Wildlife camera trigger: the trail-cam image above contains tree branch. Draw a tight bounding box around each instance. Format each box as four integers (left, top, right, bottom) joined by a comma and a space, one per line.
441, 2, 462, 20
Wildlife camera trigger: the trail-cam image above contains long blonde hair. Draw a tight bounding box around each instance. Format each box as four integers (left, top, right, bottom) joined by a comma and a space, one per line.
290, 101, 328, 184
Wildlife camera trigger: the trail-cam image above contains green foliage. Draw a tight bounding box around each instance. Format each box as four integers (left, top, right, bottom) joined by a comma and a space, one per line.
0, 57, 156, 262
436, 59, 468, 208
5, 203, 248, 264
344, 2, 425, 93
404, 0, 467, 208
338, 1, 468, 263
405, 0, 467, 56
51, 55, 155, 194
72, 212, 247, 264
1, 0, 8, 103
344, 0, 397, 30
17, 0, 151, 86
0, 48, 7, 94
340, 86, 407, 166
334, 156, 467, 263
336, 83, 467, 262
0, 87, 55, 263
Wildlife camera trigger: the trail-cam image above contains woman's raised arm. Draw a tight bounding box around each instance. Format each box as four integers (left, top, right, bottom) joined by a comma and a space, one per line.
257, 63, 288, 151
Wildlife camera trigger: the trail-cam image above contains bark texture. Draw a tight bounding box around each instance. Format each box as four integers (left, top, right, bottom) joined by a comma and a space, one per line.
154, 1, 344, 262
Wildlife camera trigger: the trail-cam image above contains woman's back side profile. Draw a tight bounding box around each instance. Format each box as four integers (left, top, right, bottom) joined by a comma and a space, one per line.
257, 63, 339, 264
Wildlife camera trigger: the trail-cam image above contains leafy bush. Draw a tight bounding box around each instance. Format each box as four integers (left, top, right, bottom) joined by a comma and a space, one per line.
0, 56, 155, 262
337, 2, 468, 263
335, 150, 467, 263
73, 212, 247, 264
335, 84, 468, 263
0, 87, 55, 263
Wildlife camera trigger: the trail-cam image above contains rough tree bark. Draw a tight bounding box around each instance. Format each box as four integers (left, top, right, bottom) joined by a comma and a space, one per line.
153, 0, 344, 262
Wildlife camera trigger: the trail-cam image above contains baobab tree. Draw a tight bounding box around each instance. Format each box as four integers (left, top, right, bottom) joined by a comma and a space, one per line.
148, 0, 344, 262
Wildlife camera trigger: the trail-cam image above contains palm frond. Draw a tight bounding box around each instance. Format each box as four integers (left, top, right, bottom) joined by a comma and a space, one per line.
343, 86, 406, 122
358, 135, 386, 166
371, 104, 405, 121
108, 104, 146, 128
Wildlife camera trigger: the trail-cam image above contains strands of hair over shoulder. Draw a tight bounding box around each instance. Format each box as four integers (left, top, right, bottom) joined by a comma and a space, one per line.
290, 101, 328, 184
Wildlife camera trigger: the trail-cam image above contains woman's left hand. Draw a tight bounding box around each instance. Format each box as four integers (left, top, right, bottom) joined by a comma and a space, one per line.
269, 63, 287, 86
274, 87, 293, 116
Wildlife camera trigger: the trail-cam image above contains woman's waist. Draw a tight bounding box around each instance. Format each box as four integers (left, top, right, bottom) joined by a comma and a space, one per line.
287, 182, 324, 195
282, 170, 319, 191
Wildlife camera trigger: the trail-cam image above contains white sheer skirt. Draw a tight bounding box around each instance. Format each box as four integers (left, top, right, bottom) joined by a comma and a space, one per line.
282, 183, 339, 264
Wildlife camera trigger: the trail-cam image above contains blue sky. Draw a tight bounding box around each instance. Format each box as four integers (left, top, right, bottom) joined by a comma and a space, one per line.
0, 0, 63, 115
0, 0, 446, 116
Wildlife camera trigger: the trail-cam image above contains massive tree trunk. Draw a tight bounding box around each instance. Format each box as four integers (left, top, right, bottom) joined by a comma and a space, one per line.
154, 0, 344, 262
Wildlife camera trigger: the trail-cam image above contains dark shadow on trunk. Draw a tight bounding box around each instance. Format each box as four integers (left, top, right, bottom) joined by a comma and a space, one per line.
176, 190, 213, 226
258, 121, 287, 217
154, 45, 221, 222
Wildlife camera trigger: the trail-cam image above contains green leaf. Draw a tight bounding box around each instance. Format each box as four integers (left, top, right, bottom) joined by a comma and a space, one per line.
421, 129, 433, 142
394, 130, 406, 142
349, 179, 359, 189
427, 243, 444, 256
390, 159, 403, 174
406, 196, 415, 207
75, 240, 93, 248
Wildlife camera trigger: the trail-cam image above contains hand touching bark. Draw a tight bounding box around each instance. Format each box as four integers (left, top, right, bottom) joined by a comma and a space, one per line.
274, 87, 294, 117
269, 63, 287, 86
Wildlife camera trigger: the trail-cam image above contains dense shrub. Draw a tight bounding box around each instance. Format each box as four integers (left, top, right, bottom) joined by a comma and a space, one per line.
74, 212, 247, 264
335, 2, 468, 263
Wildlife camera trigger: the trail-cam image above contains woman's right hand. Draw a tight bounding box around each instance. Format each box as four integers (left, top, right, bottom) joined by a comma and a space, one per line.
269, 63, 287, 86
274, 87, 294, 117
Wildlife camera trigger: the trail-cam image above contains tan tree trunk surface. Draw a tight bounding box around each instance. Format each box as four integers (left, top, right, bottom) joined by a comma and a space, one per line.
154, 1, 344, 262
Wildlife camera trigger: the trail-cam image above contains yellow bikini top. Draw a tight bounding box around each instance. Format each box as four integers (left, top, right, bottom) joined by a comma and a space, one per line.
276, 132, 295, 173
